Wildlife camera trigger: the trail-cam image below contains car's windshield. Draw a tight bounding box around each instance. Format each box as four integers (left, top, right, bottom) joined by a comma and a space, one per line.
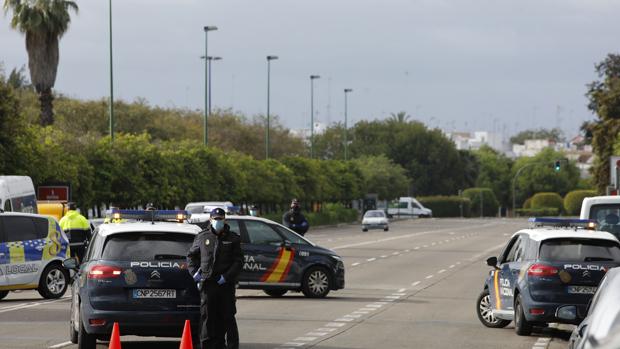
364, 211, 385, 218
590, 204, 620, 236
539, 238, 620, 262
102, 232, 194, 260
185, 205, 205, 214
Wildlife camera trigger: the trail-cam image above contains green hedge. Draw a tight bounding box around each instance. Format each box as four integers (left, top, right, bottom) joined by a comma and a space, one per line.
523, 197, 533, 209
418, 196, 471, 217
515, 208, 560, 217
262, 203, 358, 227
564, 190, 598, 215
531, 192, 563, 212
462, 188, 499, 217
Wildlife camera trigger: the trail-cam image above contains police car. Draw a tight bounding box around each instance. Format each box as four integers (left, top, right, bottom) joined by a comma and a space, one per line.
0, 212, 71, 300
190, 215, 345, 298
63, 210, 202, 349
476, 218, 620, 336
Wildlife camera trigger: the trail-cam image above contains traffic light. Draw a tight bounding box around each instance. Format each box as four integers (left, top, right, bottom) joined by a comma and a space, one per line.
554, 160, 561, 172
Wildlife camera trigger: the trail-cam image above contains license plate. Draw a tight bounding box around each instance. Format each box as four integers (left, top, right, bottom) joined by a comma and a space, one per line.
567, 286, 597, 294
133, 289, 176, 299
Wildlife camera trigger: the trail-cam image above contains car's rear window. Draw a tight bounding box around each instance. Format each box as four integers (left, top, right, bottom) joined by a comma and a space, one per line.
102, 232, 194, 260
364, 211, 385, 218
539, 239, 620, 262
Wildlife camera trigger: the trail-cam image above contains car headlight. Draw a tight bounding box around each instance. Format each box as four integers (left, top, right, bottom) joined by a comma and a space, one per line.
330, 255, 342, 261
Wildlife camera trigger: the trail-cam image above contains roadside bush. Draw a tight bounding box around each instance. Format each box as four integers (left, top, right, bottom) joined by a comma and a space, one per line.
564, 190, 598, 216
262, 203, 358, 227
462, 188, 499, 217
515, 208, 560, 217
418, 196, 471, 217
531, 192, 563, 213
523, 197, 533, 209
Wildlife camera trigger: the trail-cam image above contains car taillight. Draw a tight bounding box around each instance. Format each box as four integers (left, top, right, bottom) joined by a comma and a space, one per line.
88, 265, 122, 279
527, 264, 558, 277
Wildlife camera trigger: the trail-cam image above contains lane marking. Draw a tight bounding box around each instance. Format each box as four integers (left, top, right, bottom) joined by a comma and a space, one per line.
283, 342, 305, 347
426, 275, 434, 279
335, 317, 355, 322
367, 258, 376, 262
392, 252, 400, 255
294, 337, 317, 341
48, 342, 72, 349
438, 269, 446, 274
398, 288, 406, 293
326, 322, 347, 327
351, 262, 360, 266
411, 281, 421, 287
449, 264, 455, 268
381, 255, 388, 258
315, 328, 337, 332
306, 332, 328, 337
414, 247, 420, 250
0, 298, 68, 314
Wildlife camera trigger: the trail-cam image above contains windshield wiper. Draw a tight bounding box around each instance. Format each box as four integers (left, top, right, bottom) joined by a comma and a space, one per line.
154, 254, 186, 260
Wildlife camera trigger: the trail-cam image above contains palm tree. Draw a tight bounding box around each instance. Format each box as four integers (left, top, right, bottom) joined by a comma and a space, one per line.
4, 0, 78, 125
389, 111, 410, 124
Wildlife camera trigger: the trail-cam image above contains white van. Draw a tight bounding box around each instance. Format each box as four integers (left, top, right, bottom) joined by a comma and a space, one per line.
580, 196, 620, 238
387, 197, 433, 218
0, 176, 38, 214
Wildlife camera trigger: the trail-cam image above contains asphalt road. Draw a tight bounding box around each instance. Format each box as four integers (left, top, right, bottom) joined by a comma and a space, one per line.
0, 218, 574, 349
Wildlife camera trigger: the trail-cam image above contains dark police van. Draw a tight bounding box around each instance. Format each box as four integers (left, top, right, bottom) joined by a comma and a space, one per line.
476, 218, 620, 336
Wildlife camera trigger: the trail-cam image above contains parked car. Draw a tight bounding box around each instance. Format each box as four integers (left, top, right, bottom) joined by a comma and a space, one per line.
566, 267, 620, 349
362, 210, 389, 231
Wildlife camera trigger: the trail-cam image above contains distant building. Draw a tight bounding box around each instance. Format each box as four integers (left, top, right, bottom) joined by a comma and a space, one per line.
445, 131, 507, 153
510, 136, 593, 178
290, 122, 328, 141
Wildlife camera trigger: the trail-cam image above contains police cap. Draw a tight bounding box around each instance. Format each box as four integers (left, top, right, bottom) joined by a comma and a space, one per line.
210, 207, 226, 218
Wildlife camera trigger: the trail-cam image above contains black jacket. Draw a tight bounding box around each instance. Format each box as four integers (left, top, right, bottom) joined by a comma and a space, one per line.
282, 210, 309, 235
187, 224, 243, 283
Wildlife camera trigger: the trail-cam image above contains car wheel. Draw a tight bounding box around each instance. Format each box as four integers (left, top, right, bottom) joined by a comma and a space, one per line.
302, 266, 331, 298
384, 226, 389, 231
264, 289, 287, 297
476, 289, 510, 328
38, 264, 69, 299
0, 291, 9, 300
78, 304, 96, 349
514, 294, 533, 336
362, 228, 368, 232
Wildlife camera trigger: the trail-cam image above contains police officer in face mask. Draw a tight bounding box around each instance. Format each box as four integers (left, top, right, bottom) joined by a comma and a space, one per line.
188, 208, 243, 349
282, 199, 310, 236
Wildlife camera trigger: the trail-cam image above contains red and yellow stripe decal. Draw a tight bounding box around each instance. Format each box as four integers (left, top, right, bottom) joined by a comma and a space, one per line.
493, 271, 501, 310
260, 248, 295, 283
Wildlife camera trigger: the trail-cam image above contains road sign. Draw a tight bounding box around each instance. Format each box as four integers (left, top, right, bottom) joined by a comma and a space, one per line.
37, 185, 70, 201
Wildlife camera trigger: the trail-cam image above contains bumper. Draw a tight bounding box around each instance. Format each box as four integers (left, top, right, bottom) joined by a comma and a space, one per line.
82, 302, 200, 337
362, 223, 388, 230
522, 300, 588, 325
332, 262, 345, 290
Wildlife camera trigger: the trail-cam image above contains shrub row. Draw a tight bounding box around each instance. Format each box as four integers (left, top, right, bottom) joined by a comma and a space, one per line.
262, 203, 358, 226
521, 190, 598, 216
418, 196, 472, 217
515, 208, 560, 217
462, 188, 499, 217
564, 190, 598, 215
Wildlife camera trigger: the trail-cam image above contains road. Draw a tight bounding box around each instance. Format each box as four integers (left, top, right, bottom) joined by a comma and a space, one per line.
0, 218, 574, 349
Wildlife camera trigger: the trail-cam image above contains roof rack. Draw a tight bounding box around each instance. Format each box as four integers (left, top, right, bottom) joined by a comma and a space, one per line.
108, 209, 190, 224
528, 217, 596, 230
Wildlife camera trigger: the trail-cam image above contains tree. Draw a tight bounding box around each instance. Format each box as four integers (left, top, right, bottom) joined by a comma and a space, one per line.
509, 128, 564, 145
388, 111, 410, 124
474, 145, 514, 207
352, 155, 410, 200
586, 54, 620, 193
4, 0, 78, 125
7, 65, 31, 90
0, 71, 23, 173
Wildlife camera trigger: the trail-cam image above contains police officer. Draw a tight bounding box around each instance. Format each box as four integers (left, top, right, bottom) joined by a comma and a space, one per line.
187, 208, 243, 349
59, 202, 91, 262
282, 199, 309, 236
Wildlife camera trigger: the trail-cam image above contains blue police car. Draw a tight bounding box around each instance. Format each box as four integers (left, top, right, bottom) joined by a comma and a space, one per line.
476, 218, 620, 336
64, 210, 202, 349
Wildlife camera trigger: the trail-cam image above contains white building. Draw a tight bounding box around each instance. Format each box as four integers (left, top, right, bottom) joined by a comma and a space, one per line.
445, 131, 507, 153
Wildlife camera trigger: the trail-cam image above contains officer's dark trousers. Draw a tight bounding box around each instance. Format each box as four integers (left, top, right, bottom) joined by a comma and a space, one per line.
200, 281, 237, 349
226, 287, 239, 349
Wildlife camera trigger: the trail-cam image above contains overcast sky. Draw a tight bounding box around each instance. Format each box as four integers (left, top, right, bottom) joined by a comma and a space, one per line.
2, 0, 619, 138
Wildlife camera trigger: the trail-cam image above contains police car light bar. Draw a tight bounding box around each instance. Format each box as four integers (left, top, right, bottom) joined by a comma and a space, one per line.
528, 217, 596, 230
109, 209, 190, 223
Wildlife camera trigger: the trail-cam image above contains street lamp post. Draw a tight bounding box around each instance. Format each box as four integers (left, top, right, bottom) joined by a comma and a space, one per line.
207, 56, 222, 116
344, 88, 353, 160
266, 55, 278, 159
203, 26, 218, 146
108, 0, 114, 141
310, 75, 320, 158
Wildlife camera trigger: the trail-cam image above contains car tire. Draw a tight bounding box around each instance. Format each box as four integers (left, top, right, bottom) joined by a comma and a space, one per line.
0, 291, 9, 300
362, 228, 368, 232
476, 289, 510, 328
383, 227, 389, 231
38, 263, 69, 299
264, 289, 288, 297
302, 266, 331, 298
514, 294, 533, 336
77, 305, 96, 349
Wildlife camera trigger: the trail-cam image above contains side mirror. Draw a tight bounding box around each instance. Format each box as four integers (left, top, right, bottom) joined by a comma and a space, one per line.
486, 257, 499, 269
556, 305, 577, 321
62, 258, 79, 270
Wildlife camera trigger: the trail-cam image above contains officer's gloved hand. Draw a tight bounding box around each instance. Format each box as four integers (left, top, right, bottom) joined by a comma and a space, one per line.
217, 275, 226, 285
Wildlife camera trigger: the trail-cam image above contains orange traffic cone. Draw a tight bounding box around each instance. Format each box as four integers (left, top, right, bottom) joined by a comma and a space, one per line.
179, 319, 193, 349
108, 322, 122, 349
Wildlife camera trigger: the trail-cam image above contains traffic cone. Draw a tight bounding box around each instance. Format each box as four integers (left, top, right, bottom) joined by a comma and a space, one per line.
179, 319, 193, 349
108, 322, 122, 349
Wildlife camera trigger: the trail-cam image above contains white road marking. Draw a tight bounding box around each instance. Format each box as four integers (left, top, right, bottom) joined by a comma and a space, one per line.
366, 304, 383, 308
0, 298, 68, 314
426, 275, 434, 279
344, 314, 362, 318
438, 269, 446, 274
411, 281, 421, 287
449, 265, 455, 268
404, 249, 410, 252
295, 337, 317, 341
392, 252, 399, 255
352, 262, 360, 266
381, 255, 388, 258
367, 258, 376, 262
326, 322, 346, 327
456, 262, 461, 265
306, 332, 328, 337
316, 328, 337, 332
48, 342, 72, 349
398, 288, 406, 293
352, 311, 369, 314
414, 247, 420, 250
283, 342, 305, 347
335, 317, 355, 322
431, 242, 436, 246
423, 245, 428, 248
385, 295, 400, 299
359, 308, 376, 311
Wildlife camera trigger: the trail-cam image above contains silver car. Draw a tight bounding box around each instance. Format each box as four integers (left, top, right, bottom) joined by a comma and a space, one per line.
566, 267, 620, 349
361, 210, 389, 232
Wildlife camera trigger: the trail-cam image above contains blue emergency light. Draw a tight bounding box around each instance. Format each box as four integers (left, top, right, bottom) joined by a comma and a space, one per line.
108, 209, 190, 223
528, 217, 597, 230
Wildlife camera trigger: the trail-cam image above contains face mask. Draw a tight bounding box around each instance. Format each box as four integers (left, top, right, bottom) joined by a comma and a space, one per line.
211, 219, 225, 232
292, 206, 300, 213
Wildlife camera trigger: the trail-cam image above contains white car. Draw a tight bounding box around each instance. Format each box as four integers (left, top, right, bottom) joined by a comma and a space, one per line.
362, 210, 389, 232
